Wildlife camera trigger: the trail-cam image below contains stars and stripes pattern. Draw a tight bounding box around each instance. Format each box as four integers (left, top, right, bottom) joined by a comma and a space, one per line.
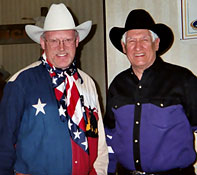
40, 54, 89, 153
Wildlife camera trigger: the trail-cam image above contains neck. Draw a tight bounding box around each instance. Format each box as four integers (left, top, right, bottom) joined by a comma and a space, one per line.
132, 68, 144, 80
132, 59, 156, 80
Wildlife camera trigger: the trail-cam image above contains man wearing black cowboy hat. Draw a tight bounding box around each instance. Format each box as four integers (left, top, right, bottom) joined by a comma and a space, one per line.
104, 9, 197, 175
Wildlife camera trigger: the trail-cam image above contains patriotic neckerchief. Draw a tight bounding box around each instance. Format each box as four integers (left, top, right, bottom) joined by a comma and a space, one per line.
41, 53, 98, 174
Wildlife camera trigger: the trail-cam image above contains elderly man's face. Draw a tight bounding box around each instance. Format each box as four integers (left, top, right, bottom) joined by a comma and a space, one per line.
40, 30, 79, 69
121, 29, 160, 71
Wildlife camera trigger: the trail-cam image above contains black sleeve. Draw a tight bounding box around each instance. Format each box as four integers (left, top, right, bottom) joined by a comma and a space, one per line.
183, 71, 197, 126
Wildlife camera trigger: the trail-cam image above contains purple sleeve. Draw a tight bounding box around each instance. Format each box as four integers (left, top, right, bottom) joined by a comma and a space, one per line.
105, 127, 118, 173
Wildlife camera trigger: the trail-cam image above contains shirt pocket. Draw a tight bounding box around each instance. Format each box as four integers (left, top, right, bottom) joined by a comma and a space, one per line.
146, 103, 187, 129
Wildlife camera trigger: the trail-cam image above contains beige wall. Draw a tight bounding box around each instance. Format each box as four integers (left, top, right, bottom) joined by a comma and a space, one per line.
105, 0, 197, 85
0, 0, 106, 112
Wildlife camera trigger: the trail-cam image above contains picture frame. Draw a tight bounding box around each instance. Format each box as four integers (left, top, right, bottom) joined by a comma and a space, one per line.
181, 0, 197, 40
0, 24, 34, 45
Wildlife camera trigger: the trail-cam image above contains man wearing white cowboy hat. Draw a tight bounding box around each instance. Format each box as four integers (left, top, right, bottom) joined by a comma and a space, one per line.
104, 9, 197, 175
0, 3, 108, 175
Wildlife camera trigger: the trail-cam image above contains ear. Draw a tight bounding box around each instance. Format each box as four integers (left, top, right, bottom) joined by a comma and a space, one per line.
155, 38, 160, 51
40, 37, 45, 50
75, 35, 79, 48
121, 41, 126, 54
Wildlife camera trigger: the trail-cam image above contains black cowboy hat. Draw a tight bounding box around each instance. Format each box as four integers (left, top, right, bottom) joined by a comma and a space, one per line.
109, 9, 174, 55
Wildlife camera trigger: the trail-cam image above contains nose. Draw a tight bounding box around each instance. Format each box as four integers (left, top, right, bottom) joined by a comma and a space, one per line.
59, 40, 66, 50
135, 40, 142, 50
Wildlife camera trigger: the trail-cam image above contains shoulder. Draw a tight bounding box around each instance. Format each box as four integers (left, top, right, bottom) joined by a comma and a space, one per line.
78, 69, 94, 82
161, 60, 196, 78
77, 69, 96, 88
110, 68, 131, 85
8, 61, 42, 82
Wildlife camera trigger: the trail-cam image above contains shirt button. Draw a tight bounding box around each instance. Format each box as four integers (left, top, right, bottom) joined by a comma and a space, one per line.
160, 103, 164, 107
137, 102, 140, 106
136, 121, 139, 125
136, 160, 139, 163
75, 161, 78, 164
139, 85, 142, 89
114, 105, 118, 109
134, 139, 138, 143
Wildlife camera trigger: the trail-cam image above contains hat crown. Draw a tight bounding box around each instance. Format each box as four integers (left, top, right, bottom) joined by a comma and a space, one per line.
125, 9, 156, 30
44, 3, 76, 31
25, 3, 92, 44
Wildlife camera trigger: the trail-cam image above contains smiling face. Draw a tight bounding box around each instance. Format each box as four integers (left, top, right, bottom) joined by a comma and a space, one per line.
121, 29, 160, 73
40, 30, 79, 69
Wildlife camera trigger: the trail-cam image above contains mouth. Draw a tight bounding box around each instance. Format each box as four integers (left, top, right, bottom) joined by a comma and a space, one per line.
135, 53, 145, 57
57, 53, 67, 57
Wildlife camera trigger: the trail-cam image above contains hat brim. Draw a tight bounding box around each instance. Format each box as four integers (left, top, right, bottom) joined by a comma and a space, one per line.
109, 23, 174, 56
25, 20, 92, 44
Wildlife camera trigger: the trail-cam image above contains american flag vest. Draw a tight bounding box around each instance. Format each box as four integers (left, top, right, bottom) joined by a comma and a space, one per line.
41, 53, 98, 174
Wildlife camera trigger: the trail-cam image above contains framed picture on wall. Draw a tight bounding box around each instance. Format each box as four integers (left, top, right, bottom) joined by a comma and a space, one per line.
181, 0, 197, 40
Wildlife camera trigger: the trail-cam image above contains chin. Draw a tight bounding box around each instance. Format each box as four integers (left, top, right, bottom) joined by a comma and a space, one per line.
55, 60, 71, 68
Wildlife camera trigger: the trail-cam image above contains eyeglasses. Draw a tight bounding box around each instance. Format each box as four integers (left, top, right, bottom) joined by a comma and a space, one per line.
45, 38, 76, 47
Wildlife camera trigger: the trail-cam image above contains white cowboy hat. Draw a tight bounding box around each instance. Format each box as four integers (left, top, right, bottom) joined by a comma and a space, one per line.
25, 3, 92, 44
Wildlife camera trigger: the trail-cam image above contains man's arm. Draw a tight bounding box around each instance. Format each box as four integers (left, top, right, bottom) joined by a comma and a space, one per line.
93, 103, 109, 175
183, 72, 197, 127
0, 81, 23, 175
103, 85, 118, 174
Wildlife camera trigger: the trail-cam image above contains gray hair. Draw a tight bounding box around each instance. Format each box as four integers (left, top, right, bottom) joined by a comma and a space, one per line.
121, 30, 159, 44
